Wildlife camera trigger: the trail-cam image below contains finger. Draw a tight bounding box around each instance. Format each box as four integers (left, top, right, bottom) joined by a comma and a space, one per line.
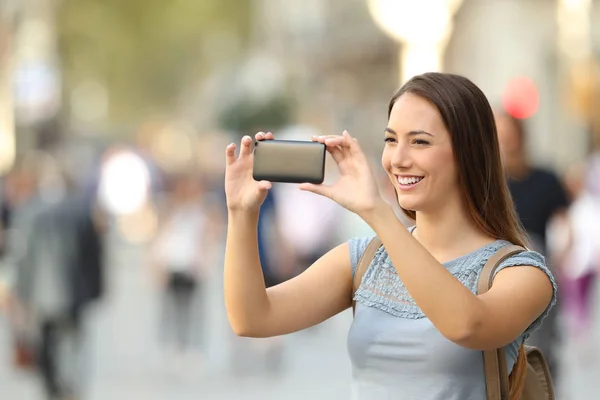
255, 132, 275, 143
324, 137, 344, 147
326, 136, 351, 160
239, 135, 253, 157
327, 145, 344, 164
343, 130, 364, 156
323, 130, 354, 149
225, 143, 237, 166
313, 135, 343, 144
330, 130, 352, 148
255, 131, 266, 141
298, 182, 332, 198
343, 130, 358, 146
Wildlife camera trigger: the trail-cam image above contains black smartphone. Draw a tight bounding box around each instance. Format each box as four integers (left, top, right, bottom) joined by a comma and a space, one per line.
252, 139, 326, 184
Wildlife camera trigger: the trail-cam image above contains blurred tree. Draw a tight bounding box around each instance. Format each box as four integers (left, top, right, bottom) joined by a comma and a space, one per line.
218, 94, 294, 137
57, 0, 251, 126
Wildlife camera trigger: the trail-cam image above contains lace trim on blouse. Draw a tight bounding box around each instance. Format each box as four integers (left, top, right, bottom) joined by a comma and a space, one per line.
352, 238, 556, 338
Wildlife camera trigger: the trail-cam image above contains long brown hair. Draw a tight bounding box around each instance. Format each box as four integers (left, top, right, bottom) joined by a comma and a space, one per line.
509, 344, 527, 399
388, 73, 529, 248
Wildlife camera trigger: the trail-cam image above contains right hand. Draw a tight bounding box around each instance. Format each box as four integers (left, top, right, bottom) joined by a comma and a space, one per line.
225, 132, 274, 213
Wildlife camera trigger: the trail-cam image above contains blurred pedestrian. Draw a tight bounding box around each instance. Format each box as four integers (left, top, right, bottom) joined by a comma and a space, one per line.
495, 111, 569, 378
495, 112, 569, 255
7, 153, 104, 400
152, 173, 216, 371
547, 162, 600, 345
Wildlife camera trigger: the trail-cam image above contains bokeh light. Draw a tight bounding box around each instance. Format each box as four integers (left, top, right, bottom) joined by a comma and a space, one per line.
98, 149, 150, 215
502, 76, 540, 119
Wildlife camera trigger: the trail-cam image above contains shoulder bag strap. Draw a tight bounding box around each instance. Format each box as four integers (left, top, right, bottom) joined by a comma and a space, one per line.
351, 237, 382, 316
479, 244, 526, 400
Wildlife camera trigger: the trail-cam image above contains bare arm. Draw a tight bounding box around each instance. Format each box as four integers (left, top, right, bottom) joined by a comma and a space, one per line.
224, 211, 352, 337
472, 265, 554, 349
364, 205, 553, 350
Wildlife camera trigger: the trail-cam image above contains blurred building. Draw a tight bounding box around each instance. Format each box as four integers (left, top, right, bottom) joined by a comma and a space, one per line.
198, 0, 594, 171
6, 0, 62, 157
446, 0, 590, 171
251, 0, 397, 155
0, 0, 18, 175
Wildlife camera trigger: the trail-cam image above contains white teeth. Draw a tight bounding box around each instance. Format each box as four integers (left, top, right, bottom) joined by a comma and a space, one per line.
398, 176, 423, 185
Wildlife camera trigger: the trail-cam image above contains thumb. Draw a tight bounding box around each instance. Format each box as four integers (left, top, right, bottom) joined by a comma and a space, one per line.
256, 181, 272, 200
257, 180, 272, 191
298, 182, 333, 198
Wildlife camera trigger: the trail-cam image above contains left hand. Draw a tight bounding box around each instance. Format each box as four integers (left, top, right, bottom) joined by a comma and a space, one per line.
299, 130, 384, 216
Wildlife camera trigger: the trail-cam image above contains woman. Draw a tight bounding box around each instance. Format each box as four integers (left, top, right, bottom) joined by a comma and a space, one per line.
223, 73, 556, 399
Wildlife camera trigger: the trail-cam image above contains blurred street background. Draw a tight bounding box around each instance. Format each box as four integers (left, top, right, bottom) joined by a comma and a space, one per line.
0, 0, 599, 399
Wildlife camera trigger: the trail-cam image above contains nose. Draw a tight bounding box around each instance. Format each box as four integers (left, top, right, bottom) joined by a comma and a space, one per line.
390, 143, 412, 169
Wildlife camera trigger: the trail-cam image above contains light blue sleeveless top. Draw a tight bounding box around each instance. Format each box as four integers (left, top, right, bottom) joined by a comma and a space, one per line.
347, 229, 557, 400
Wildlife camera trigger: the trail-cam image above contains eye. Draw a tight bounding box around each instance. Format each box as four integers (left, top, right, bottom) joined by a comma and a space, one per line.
412, 139, 430, 145
384, 137, 396, 143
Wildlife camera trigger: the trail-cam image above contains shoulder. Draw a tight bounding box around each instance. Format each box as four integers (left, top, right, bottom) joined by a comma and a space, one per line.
472, 242, 555, 304
531, 168, 564, 190
530, 167, 556, 180
493, 245, 557, 337
496, 247, 547, 272
487, 244, 552, 286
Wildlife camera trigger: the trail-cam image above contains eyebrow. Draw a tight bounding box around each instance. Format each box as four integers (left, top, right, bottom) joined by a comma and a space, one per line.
385, 127, 434, 137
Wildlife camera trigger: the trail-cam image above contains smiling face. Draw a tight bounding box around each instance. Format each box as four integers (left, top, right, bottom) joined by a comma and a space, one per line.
382, 73, 529, 247
381, 93, 459, 214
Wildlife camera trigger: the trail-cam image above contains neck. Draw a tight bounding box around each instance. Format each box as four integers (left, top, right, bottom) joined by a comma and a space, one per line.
413, 195, 492, 255
505, 154, 530, 179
